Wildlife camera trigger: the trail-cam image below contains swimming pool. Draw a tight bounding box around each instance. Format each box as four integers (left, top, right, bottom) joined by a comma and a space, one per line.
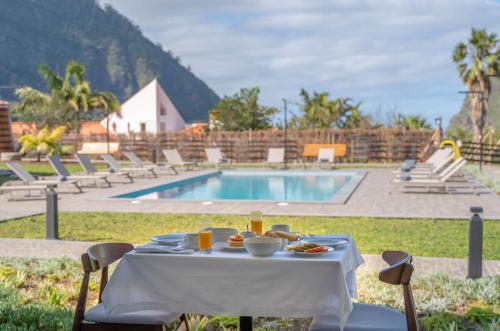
115, 170, 366, 203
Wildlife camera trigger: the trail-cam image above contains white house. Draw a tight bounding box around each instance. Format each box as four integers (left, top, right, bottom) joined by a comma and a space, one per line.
102, 79, 186, 134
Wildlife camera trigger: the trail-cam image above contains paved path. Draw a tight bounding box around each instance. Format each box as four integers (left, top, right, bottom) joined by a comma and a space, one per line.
0, 238, 498, 277
1, 168, 500, 219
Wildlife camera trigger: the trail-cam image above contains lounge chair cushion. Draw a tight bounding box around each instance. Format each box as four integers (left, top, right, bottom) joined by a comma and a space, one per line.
309, 303, 407, 331
84, 304, 179, 325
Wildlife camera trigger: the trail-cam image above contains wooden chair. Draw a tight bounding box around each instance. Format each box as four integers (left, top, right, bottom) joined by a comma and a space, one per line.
309, 251, 418, 331
73, 243, 190, 331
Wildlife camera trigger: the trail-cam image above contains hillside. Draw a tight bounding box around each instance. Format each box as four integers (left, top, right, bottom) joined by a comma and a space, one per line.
0, 0, 219, 122
448, 77, 500, 135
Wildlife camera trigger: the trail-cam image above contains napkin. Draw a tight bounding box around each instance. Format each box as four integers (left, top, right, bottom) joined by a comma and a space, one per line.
135, 243, 194, 254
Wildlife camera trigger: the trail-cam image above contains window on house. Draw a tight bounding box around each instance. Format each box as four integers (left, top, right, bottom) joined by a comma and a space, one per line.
127, 123, 131, 132
140, 123, 146, 133
160, 122, 167, 132
112, 122, 117, 132
160, 105, 167, 116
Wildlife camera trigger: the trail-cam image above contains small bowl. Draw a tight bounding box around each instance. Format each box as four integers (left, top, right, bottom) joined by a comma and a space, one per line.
244, 237, 282, 257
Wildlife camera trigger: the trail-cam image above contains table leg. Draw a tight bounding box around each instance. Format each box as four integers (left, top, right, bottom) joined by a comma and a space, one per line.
240, 316, 253, 331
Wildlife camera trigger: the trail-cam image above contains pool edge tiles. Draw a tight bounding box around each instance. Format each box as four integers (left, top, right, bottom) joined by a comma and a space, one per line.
112, 170, 368, 204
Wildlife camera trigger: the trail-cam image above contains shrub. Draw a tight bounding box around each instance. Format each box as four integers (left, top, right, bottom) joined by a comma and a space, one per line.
421, 312, 463, 330
464, 306, 500, 327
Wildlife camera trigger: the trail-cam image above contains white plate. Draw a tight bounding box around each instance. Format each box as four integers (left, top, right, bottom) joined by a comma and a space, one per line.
302, 238, 347, 247
291, 246, 334, 257
213, 241, 246, 252
151, 234, 185, 246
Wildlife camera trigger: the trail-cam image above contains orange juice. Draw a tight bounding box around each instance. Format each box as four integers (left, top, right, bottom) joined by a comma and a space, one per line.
251, 219, 263, 236
199, 230, 212, 252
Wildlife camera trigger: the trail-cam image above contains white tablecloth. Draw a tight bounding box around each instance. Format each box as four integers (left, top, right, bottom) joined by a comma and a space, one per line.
102, 235, 364, 328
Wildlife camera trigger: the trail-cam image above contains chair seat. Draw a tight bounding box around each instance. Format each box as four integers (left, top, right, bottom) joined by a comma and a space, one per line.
84, 304, 180, 325
309, 303, 407, 331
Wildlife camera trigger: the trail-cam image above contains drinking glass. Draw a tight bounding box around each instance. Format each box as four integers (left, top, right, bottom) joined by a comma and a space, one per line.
198, 221, 212, 253
250, 211, 263, 236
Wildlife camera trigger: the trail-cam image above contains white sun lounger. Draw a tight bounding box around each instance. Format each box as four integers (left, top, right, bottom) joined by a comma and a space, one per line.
395, 151, 455, 176
123, 151, 177, 175
0, 183, 49, 201
400, 148, 453, 170
101, 154, 157, 178
267, 148, 285, 167
205, 148, 232, 166
162, 149, 198, 170
76, 153, 133, 183
5, 161, 82, 194
393, 158, 476, 194
47, 155, 111, 188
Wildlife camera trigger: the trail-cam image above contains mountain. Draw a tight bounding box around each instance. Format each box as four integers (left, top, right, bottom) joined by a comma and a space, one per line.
447, 77, 500, 135
0, 0, 219, 123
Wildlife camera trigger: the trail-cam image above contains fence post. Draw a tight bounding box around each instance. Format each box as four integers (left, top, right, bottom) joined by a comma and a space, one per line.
468, 206, 483, 279
46, 184, 59, 240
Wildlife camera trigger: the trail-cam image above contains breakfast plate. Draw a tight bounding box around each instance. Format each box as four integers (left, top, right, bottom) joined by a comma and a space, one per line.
292, 247, 334, 257
287, 242, 334, 257
302, 238, 347, 247
213, 241, 246, 252
151, 234, 185, 246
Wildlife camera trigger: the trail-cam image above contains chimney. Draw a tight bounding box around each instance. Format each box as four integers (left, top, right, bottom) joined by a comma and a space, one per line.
0, 100, 14, 152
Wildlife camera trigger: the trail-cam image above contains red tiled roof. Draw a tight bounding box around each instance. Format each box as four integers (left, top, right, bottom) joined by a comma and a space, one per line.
11, 121, 113, 136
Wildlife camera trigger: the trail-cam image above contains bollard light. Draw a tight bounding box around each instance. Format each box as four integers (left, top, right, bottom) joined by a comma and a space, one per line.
468, 206, 483, 279
46, 184, 59, 240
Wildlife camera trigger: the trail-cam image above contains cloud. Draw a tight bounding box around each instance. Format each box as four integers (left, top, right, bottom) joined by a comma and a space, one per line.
99, 0, 500, 126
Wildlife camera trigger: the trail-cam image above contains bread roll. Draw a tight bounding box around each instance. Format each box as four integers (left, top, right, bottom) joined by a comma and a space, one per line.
275, 231, 299, 241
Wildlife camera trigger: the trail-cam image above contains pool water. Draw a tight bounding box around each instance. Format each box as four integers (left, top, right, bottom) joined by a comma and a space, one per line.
115, 171, 360, 202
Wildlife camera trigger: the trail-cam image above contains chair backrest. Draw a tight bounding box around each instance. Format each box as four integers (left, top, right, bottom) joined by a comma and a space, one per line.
47, 155, 71, 177
6, 161, 37, 182
205, 148, 223, 164
317, 148, 334, 163
100, 154, 121, 171
75, 153, 98, 174
379, 251, 418, 331
440, 158, 466, 183
426, 148, 452, 165
163, 149, 183, 165
124, 151, 144, 167
72, 243, 134, 331
431, 152, 454, 174
268, 148, 285, 164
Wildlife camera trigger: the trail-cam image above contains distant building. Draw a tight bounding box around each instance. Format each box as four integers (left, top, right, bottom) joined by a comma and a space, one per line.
102, 79, 186, 134
11, 122, 112, 138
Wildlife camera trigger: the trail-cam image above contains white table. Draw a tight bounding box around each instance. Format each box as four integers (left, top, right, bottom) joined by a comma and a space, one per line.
102, 235, 364, 330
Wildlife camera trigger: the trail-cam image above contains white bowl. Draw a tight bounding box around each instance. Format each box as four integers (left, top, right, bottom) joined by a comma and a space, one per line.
210, 228, 238, 243
244, 237, 282, 257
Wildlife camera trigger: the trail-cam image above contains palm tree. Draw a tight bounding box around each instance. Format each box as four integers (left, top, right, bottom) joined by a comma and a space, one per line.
394, 114, 431, 130
38, 61, 92, 132
18, 126, 67, 161
90, 91, 121, 153
453, 28, 500, 142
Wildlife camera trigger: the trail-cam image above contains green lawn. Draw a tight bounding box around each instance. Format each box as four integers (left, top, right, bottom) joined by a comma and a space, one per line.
1, 212, 499, 259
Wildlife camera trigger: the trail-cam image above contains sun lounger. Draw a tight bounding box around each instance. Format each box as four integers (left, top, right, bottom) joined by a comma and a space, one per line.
47, 155, 111, 188
123, 151, 177, 175
395, 151, 455, 176
101, 154, 157, 178
399, 148, 453, 171
393, 158, 476, 194
75, 153, 133, 183
162, 149, 198, 170
205, 148, 232, 166
267, 148, 285, 167
5, 161, 82, 194
0, 183, 48, 201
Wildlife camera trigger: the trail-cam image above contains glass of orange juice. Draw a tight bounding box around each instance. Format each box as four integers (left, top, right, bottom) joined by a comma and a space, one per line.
198, 221, 212, 253
250, 211, 263, 236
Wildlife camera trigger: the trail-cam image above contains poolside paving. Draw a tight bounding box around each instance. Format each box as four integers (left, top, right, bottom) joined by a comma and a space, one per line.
0, 238, 498, 277
1, 168, 499, 219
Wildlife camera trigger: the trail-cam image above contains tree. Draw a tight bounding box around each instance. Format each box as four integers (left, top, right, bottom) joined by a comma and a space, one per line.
453, 28, 500, 142
18, 126, 71, 161
90, 91, 121, 153
393, 114, 431, 130
14, 61, 93, 130
210, 87, 278, 131
290, 89, 363, 129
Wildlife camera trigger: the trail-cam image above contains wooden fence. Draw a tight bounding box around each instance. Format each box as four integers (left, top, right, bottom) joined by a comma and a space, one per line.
461, 141, 500, 165
52, 128, 434, 163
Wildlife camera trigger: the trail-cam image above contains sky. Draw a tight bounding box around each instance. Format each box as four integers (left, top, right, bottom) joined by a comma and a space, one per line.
100, 0, 500, 128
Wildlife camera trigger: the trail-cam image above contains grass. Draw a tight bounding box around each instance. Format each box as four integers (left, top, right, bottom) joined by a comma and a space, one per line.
0, 212, 499, 259
0, 257, 498, 331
